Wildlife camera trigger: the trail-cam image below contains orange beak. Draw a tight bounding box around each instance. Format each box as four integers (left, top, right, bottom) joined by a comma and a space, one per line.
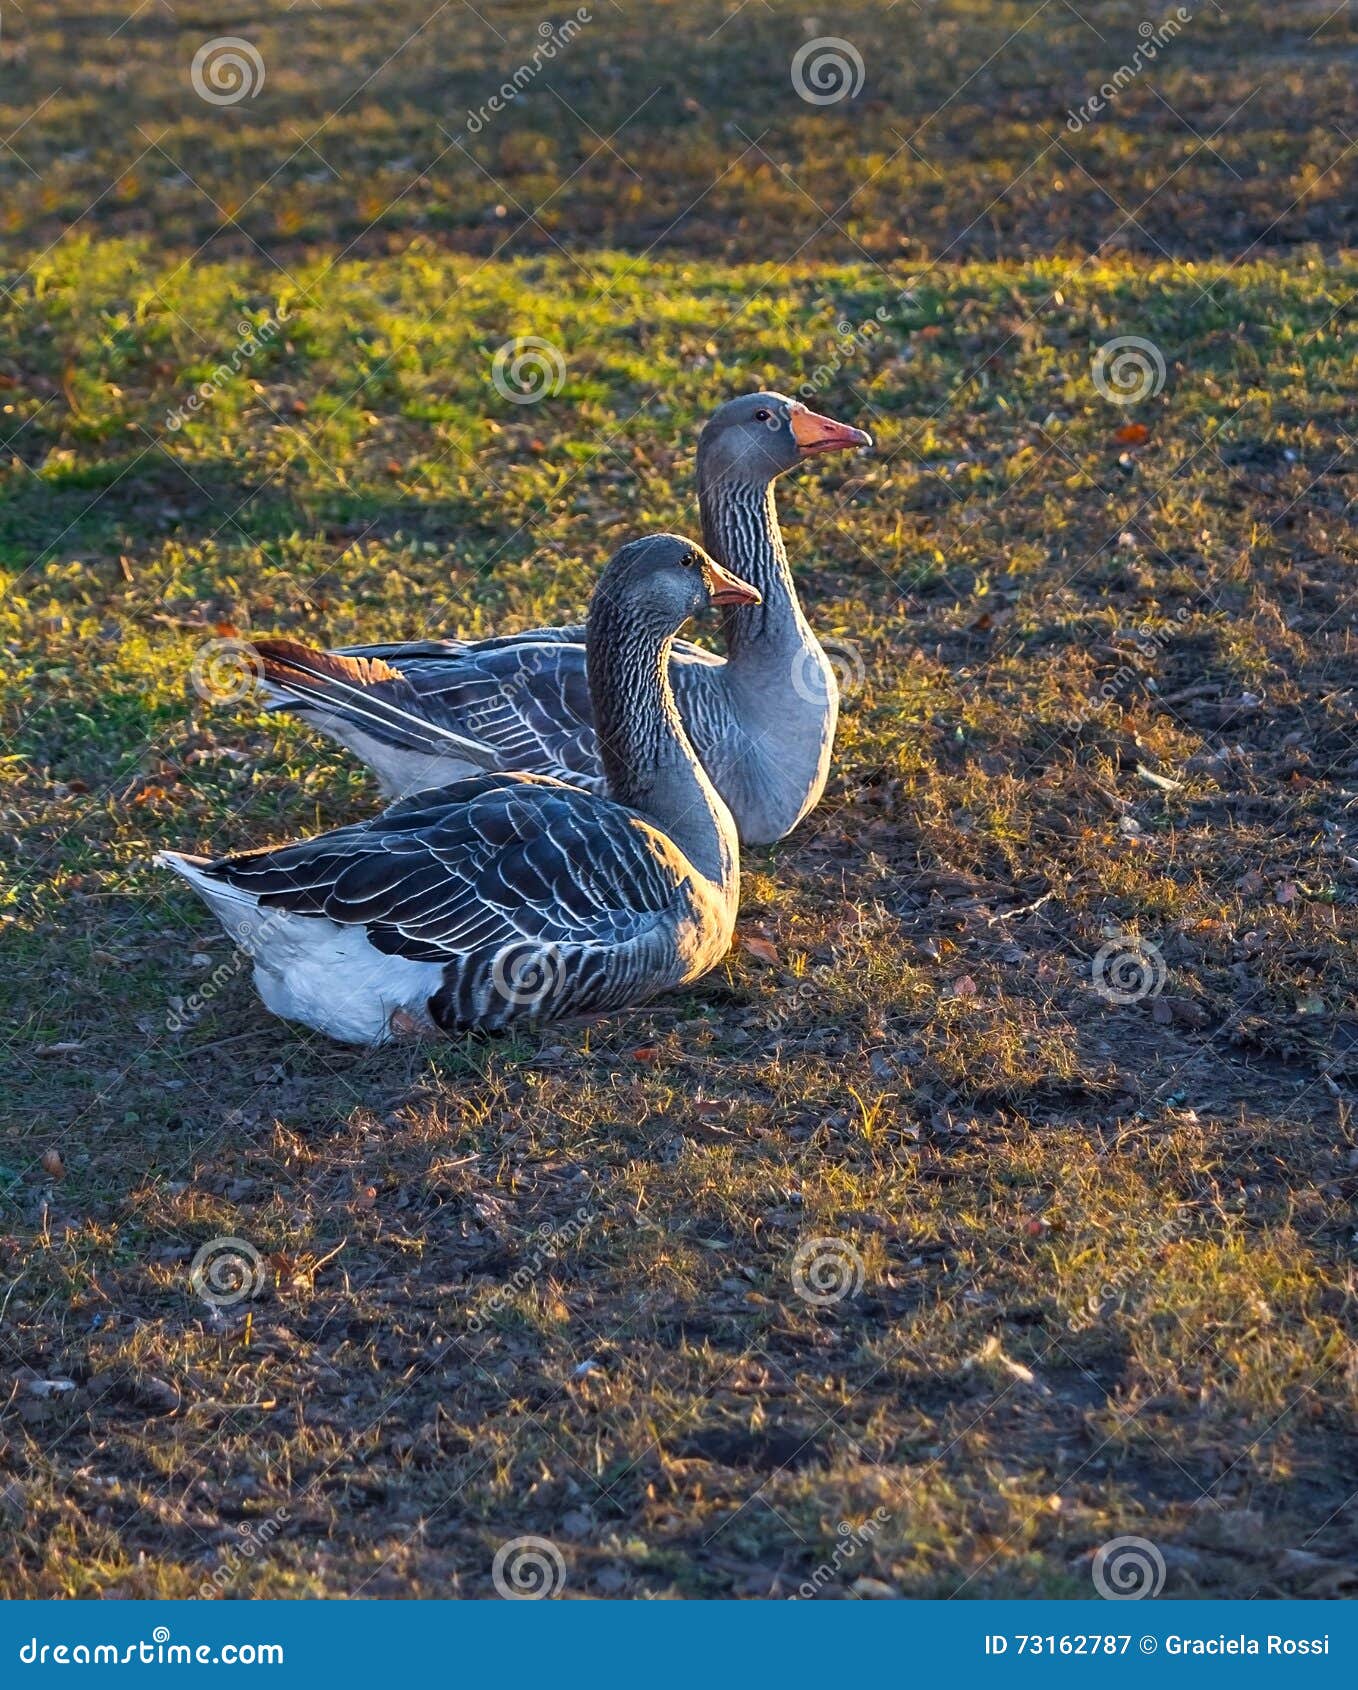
704, 557, 762, 607
790, 405, 873, 454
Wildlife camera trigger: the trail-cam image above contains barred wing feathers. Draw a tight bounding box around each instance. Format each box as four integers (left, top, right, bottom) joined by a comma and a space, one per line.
331, 635, 725, 785
197, 775, 688, 969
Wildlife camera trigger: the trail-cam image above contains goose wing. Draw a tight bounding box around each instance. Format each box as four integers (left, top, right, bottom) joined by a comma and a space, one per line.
327, 633, 725, 782
319, 640, 604, 788
251, 640, 497, 763
342, 629, 723, 666
196, 774, 686, 964
339, 624, 587, 659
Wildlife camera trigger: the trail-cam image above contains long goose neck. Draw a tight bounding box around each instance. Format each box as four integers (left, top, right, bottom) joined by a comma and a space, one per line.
699, 476, 807, 659
587, 602, 735, 889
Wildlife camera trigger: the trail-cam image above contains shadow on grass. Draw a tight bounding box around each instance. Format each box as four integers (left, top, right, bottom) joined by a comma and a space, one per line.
0, 450, 527, 575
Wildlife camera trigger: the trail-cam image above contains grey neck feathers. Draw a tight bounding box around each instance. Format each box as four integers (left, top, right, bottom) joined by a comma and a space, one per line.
588, 599, 733, 888
699, 477, 808, 661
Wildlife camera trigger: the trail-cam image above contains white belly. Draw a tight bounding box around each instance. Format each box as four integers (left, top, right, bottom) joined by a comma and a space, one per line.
249, 919, 446, 1044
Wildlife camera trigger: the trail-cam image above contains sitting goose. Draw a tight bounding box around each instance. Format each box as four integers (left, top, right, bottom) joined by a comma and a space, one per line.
157, 535, 758, 1045
251, 393, 870, 846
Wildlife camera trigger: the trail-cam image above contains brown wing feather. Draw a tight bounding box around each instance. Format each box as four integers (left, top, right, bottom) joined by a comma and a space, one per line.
253, 638, 405, 690
251, 638, 496, 762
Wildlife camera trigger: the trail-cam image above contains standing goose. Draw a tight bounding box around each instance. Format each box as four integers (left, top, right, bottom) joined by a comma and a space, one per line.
157, 536, 758, 1045
250, 393, 870, 845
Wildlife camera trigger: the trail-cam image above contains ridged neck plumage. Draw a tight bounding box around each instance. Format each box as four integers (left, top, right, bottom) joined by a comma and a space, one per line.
587, 592, 735, 891
699, 472, 808, 665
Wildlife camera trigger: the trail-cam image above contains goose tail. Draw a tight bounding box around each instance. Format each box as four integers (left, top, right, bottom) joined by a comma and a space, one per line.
251, 638, 496, 766
156, 848, 279, 951
155, 849, 234, 896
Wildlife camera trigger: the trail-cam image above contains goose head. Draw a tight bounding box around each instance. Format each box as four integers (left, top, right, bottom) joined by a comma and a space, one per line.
594, 533, 762, 634
698, 391, 872, 487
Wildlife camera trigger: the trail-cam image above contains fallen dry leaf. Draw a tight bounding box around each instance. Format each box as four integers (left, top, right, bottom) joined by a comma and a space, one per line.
851, 1576, 901, 1599
740, 934, 780, 967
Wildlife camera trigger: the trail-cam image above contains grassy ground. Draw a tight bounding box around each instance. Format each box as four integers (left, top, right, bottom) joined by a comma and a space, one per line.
2, 0, 1357, 1600
3, 0, 1356, 264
